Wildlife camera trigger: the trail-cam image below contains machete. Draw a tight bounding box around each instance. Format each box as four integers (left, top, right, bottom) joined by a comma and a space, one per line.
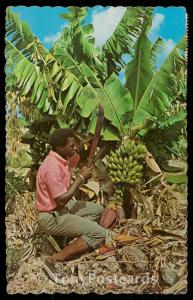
87, 104, 104, 166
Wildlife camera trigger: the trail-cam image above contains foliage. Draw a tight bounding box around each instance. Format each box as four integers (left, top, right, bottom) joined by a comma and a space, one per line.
102, 7, 153, 76
6, 170, 27, 202
5, 7, 187, 167
6, 89, 30, 200
126, 36, 186, 131
150, 37, 164, 70
5, 9, 187, 294
165, 174, 187, 184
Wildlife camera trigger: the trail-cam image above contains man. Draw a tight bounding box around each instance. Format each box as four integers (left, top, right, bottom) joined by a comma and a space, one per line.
35, 128, 114, 283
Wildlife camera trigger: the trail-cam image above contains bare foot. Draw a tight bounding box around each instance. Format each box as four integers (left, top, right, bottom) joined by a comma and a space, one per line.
47, 255, 56, 263
49, 253, 65, 262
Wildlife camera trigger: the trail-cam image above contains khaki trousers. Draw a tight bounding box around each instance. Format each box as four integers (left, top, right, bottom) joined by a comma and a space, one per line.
37, 201, 107, 249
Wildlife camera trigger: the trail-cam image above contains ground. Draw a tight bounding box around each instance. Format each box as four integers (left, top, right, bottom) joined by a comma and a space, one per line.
6, 186, 187, 294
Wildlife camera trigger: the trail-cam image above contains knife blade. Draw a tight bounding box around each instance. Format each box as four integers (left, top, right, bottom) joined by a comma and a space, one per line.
87, 104, 104, 166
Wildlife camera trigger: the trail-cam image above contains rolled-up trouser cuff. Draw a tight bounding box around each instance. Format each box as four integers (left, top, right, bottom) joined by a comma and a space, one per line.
81, 228, 108, 249
81, 229, 117, 249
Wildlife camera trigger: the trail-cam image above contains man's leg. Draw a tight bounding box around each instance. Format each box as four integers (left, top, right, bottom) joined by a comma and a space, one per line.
37, 211, 107, 261
50, 202, 106, 262
50, 236, 89, 262
74, 201, 118, 229
74, 201, 104, 222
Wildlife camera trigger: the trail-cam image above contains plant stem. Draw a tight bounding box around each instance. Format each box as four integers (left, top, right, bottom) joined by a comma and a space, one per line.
164, 145, 184, 160
143, 173, 162, 186
46, 234, 61, 252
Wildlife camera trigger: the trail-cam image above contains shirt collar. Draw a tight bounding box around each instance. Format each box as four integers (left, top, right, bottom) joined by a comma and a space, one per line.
49, 150, 69, 166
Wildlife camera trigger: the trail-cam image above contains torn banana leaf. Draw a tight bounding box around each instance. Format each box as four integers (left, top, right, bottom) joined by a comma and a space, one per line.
165, 174, 187, 184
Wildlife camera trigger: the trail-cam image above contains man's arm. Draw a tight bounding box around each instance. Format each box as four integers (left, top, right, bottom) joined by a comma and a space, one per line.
54, 166, 92, 208
55, 176, 83, 208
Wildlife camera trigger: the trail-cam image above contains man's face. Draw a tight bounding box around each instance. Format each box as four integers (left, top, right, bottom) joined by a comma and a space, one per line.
58, 137, 77, 159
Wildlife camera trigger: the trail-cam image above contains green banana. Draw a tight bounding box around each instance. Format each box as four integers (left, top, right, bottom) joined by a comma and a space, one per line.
132, 160, 138, 167
119, 157, 124, 165
123, 170, 127, 178
128, 155, 133, 163
117, 170, 123, 178
120, 145, 125, 155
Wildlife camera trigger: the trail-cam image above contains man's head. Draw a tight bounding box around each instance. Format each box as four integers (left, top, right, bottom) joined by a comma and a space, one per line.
49, 128, 77, 159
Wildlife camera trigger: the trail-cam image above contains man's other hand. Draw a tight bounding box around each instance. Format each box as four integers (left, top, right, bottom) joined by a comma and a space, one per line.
79, 166, 92, 179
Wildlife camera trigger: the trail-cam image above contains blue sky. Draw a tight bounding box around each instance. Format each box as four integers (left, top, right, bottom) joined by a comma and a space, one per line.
11, 6, 186, 82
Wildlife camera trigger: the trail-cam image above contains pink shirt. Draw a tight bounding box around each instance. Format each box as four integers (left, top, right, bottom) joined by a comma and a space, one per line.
35, 150, 78, 212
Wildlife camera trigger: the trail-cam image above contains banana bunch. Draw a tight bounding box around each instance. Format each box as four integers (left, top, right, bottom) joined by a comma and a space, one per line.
110, 185, 124, 204
106, 139, 146, 186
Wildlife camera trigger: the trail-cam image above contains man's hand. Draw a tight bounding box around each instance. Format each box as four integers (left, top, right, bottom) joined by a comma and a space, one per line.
79, 166, 92, 179
55, 166, 92, 208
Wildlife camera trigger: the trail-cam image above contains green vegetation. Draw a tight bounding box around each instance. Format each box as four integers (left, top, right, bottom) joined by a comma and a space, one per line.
5, 6, 187, 184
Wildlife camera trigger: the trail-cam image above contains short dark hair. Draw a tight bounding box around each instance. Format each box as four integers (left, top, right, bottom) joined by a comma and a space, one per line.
49, 128, 75, 150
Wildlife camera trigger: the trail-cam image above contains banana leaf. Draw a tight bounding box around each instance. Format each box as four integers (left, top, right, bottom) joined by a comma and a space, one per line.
125, 32, 153, 111
54, 44, 133, 134
150, 37, 164, 70
79, 62, 133, 133
130, 35, 186, 127
6, 8, 47, 61
165, 174, 187, 184
54, 44, 82, 78
103, 7, 153, 60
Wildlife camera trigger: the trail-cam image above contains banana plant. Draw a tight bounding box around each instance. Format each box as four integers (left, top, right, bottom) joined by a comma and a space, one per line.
150, 37, 165, 70
125, 31, 186, 135
5, 7, 186, 143
5, 7, 137, 140
6, 35, 132, 139
102, 7, 153, 76
55, 6, 106, 79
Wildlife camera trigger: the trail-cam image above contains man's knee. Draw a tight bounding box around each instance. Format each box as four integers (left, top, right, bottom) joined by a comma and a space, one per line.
82, 224, 107, 249
90, 202, 104, 215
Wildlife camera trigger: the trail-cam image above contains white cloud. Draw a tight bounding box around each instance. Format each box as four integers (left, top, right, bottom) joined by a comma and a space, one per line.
92, 7, 126, 47
156, 38, 176, 67
163, 38, 176, 54
149, 13, 165, 42
152, 13, 165, 31
91, 5, 104, 15
43, 24, 66, 44
149, 13, 176, 67
44, 32, 62, 44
